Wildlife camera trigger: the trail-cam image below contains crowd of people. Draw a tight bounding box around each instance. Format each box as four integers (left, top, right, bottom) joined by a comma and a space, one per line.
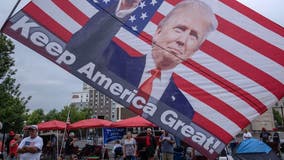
110, 128, 208, 160
1, 126, 80, 160
2, 125, 43, 160
1, 125, 282, 160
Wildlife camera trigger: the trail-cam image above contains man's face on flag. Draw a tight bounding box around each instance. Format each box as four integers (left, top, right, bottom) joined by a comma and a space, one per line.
152, 5, 211, 70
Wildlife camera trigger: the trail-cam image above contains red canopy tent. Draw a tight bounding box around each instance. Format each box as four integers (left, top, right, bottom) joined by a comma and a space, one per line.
110, 116, 156, 128
37, 120, 67, 131
68, 118, 112, 129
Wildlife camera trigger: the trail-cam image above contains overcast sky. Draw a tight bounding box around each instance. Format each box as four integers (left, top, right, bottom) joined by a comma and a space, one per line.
0, 0, 283, 113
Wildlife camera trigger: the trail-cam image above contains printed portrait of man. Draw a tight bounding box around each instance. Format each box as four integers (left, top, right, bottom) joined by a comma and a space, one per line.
66, 0, 218, 119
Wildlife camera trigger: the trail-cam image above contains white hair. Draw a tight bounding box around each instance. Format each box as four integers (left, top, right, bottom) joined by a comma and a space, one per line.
159, 0, 218, 36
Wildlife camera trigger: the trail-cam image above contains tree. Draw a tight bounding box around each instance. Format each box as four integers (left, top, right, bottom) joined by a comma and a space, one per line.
273, 108, 283, 127
26, 109, 45, 125
0, 34, 30, 132
45, 109, 60, 121
58, 105, 92, 123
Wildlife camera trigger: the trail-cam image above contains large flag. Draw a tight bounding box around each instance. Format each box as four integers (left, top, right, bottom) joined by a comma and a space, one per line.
2, 0, 284, 159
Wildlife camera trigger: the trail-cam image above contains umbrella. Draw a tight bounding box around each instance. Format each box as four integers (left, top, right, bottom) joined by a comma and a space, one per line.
37, 120, 67, 131
68, 118, 112, 129
111, 116, 156, 128
37, 120, 67, 159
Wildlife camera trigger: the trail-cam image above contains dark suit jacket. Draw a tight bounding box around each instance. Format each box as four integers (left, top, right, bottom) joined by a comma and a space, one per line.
66, 1, 195, 119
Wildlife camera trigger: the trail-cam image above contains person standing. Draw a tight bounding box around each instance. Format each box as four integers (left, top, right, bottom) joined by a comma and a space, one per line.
17, 125, 43, 160
113, 140, 123, 159
272, 129, 280, 156
123, 132, 137, 160
159, 130, 175, 160
8, 134, 20, 160
144, 128, 156, 160
242, 128, 252, 141
260, 128, 271, 144
5, 131, 15, 157
64, 132, 77, 160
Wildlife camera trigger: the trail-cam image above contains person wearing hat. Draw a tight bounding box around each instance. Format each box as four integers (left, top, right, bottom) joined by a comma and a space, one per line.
17, 125, 43, 160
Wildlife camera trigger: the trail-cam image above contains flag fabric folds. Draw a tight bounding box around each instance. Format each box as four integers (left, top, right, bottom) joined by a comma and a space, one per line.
2, 0, 283, 159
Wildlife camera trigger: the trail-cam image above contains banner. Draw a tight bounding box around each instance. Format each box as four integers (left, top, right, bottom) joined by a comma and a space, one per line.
103, 128, 126, 144
2, 0, 284, 159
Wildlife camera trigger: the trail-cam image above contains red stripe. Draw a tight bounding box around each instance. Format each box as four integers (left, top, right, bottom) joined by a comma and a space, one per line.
182, 59, 267, 114
173, 73, 250, 128
139, 31, 152, 45
151, 11, 164, 25
192, 113, 232, 144
23, 3, 71, 42
166, 0, 181, 6
112, 37, 142, 57
220, 0, 284, 37
216, 15, 284, 67
52, 0, 89, 26
201, 41, 284, 100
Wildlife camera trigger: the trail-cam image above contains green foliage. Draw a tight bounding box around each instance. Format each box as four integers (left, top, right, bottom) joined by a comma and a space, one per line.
273, 108, 283, 126
57, 105, 92, 123
26, 105, 93, 124
45, 109, 60, 121
26, 109, 45, 125
0, 34, 30, 133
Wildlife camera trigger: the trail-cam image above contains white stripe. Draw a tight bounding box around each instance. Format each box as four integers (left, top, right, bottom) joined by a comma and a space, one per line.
69, 0, 98, 18
143, 21, 156, 36
207, 31, 284, 84
157, 1, 173, 16
115, 28, 151, 54
191, 51, 278, 107
32, 0, 81, 33
181, 92, 241, 136
214, 1, 284, 50
176, 64, 260, 121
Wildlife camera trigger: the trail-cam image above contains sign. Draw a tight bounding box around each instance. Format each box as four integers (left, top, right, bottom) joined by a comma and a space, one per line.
103, 128, 126, 144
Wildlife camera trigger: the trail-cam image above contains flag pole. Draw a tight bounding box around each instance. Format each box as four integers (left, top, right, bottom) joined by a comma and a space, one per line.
0, 0, 22, 32
59, 109, 71, 159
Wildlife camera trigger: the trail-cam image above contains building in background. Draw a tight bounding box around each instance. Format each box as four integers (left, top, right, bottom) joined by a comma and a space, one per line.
71, 91, 89, 108
71, 83, 136, 121
251, 108, 275, 131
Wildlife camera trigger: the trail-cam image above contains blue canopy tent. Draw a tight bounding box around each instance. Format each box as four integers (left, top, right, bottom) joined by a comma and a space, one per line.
233, 138, 281, 160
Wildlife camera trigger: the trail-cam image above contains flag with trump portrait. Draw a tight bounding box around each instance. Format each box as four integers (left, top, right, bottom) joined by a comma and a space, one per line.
2, 0, 284, 159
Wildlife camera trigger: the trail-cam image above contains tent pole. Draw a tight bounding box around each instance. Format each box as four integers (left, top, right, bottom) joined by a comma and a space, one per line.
59, 109, 71, 159
56, 130, 59, 159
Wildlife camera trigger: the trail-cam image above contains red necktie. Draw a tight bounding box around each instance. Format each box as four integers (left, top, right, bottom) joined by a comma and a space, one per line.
129, 69, 161, 115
